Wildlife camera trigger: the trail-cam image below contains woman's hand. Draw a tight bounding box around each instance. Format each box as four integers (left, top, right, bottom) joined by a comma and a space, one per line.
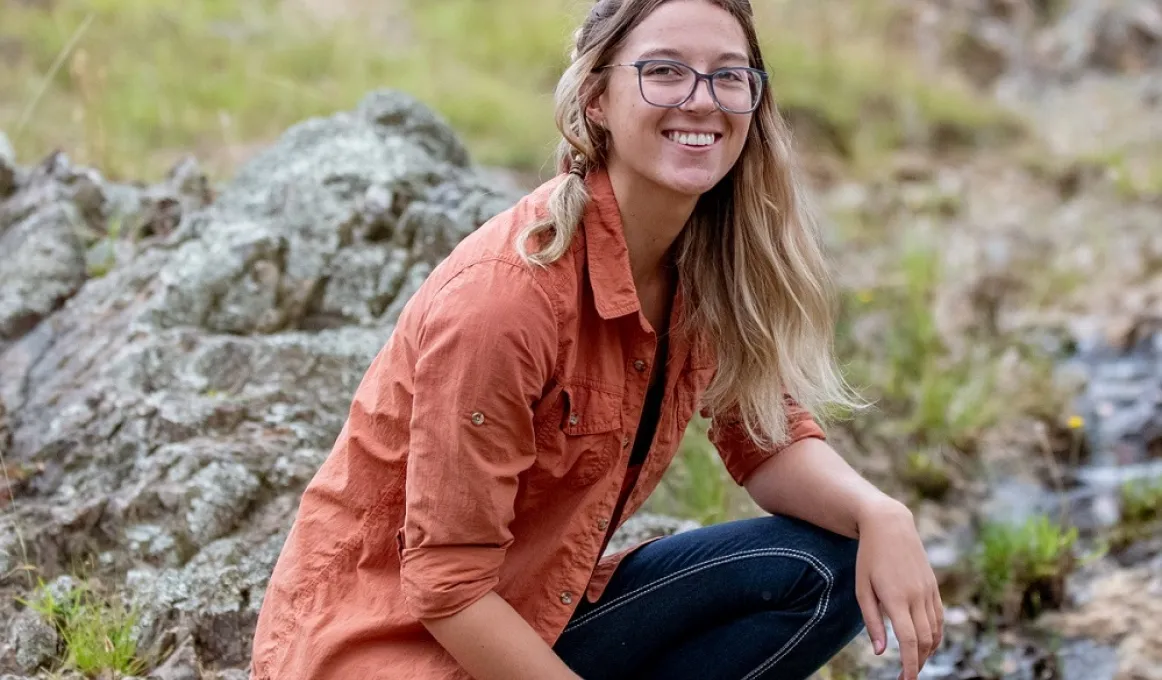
854, 498, 944, 680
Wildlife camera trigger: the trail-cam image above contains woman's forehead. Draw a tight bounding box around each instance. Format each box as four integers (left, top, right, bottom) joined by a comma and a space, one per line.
619, 2, 750, 63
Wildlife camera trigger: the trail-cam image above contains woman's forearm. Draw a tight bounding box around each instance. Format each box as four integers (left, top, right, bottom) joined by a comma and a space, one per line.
742, 438, 903, 539
421, 591, 582, 680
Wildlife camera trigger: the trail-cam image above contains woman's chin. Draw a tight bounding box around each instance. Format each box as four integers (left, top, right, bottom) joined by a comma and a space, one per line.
654, 167, 726, 198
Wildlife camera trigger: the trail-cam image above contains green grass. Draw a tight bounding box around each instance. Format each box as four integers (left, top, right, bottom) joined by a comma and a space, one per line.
1, 0, 1019, 182
1122, 477, 1162, 524
839, 241, 1002, 454
973, 516, 1079, 624
20, 577, 146, 675
1111, 477, 1162, 548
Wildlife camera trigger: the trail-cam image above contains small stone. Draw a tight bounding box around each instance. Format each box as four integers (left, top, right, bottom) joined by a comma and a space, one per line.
8, 608, 60, 673
149, 635, 199, 680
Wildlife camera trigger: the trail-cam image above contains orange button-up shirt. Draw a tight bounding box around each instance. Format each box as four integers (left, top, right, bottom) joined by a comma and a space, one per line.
250, 168, 826, 679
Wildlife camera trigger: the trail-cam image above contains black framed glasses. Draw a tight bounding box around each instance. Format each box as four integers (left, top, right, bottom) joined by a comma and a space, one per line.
598, 59, 768, 114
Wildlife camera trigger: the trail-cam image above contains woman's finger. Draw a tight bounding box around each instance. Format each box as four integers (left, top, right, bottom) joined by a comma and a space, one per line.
912, 599, 935, 671
886, 601, 919, 680
928, 589, 944, 651
856, 577, 886, 654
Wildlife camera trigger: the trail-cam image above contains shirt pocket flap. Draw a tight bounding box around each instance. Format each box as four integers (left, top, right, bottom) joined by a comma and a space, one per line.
561, 383, 622, 435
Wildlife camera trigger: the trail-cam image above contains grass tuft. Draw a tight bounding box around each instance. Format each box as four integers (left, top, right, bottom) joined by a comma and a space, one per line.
973, 516, 1079, 624
1111, 477, 1162, 549
20, 577, 146, 676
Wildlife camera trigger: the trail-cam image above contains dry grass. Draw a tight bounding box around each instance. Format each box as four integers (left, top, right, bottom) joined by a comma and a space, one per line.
0, 0, 1017, 181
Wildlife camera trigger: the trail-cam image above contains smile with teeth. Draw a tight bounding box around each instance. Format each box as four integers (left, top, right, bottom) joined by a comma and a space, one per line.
666, 131, 719, 147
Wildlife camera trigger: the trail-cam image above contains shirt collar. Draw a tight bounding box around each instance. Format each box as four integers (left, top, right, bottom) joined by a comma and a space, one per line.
581, 167, 641, 320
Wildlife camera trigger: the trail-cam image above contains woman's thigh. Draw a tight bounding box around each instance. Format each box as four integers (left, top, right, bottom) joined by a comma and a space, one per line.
553, 515, 865, 680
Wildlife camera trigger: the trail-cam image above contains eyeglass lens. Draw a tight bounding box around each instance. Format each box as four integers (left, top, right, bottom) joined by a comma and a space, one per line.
638, 60, 762, 113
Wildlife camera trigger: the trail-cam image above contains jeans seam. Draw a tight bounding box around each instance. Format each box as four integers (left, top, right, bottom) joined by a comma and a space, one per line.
561, 547, 833, 636
739, 552, 833, 680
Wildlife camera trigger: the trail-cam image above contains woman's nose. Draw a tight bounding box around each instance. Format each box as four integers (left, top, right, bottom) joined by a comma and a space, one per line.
680, 77, 719, 114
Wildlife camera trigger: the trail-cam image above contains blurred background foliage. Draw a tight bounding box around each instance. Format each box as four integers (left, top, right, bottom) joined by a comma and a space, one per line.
1, 0, 1014, 181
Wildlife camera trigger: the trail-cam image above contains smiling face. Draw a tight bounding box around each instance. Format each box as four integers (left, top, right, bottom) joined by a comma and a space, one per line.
587, 0, 755, 199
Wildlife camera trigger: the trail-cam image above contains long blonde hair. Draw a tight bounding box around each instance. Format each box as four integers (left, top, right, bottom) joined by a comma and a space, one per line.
517, 0, 861, 447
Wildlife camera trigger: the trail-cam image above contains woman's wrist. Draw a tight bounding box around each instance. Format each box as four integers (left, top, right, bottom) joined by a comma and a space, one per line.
854, 492, 911, 537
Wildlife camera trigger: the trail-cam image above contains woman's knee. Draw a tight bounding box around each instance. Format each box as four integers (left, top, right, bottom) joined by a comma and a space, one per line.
750, 515, 864, 635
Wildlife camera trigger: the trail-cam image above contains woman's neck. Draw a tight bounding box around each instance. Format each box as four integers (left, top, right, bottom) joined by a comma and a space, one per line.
605, 163, 698, 288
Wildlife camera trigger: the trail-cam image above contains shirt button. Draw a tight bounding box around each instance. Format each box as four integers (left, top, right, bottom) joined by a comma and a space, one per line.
560, 591, 574, 605
622, 434, 631, 448
633, 360, 647, 372
569, 413, 579, 426
470, 412, 485, 425
596, 518, 609, 530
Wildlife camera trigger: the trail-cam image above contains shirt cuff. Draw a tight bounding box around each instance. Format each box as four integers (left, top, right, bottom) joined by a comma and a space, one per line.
710, 401, 826, 486
398, 542, 507, 620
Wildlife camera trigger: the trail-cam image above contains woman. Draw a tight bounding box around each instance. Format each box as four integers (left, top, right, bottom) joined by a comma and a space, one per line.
250, 0, 943, 678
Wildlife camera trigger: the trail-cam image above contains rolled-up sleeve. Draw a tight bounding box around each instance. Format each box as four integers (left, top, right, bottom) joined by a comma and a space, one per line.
398, 260, 557, 620
705, 395, 826, 487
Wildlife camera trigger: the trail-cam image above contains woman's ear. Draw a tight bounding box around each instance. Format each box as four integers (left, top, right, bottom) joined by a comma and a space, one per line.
585, 102, 606, 129
583, 83, 608, 130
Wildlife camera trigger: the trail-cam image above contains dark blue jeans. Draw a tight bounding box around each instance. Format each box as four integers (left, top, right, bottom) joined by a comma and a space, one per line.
554, 515, 866, 680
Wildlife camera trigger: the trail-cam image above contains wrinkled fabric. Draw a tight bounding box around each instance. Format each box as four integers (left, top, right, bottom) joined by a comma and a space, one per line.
250, 168, 826, 680
554, 515, 865, 680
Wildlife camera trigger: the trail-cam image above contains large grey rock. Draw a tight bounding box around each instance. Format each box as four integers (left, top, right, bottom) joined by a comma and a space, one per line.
0, 149, 213, 354
0, 202, 86, 341
0, 90, 520, 674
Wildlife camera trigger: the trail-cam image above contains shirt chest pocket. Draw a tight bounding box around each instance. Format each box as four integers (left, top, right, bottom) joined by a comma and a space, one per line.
532, 382, 623, 488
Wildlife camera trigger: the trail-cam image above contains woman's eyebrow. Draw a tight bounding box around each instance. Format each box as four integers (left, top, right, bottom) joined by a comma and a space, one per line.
637, 47, 750, 65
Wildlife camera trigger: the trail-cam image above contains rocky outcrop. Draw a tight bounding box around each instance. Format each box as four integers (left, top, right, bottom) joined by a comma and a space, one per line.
929, 0, 1162, 85
0, 90, 520, 676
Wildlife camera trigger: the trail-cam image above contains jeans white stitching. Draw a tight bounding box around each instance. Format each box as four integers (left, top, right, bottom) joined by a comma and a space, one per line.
740, 552, 832, 680
561, 547, 832, 636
